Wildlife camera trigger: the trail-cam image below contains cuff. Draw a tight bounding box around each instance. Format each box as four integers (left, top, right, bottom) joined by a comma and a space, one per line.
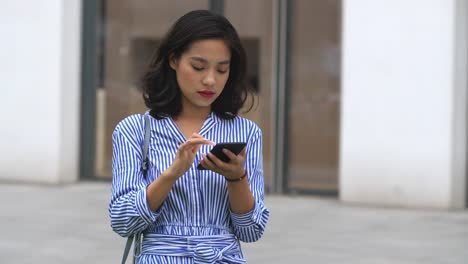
230, 201, 269, 228
135, 186, 163, 224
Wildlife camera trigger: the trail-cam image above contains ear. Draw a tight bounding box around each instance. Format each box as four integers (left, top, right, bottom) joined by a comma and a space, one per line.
169, 54, 178, 70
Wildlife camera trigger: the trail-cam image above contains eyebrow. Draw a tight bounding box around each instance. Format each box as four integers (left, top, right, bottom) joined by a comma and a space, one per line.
190, 56, 230, 65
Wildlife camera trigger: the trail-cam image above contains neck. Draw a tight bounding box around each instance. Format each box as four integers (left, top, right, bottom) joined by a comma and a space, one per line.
176, 100, 211, 122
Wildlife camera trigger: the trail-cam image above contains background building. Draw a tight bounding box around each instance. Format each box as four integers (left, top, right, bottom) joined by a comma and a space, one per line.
1, 0, 467, 209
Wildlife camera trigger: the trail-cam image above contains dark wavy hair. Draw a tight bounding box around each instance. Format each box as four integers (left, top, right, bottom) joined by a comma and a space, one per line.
142, 10, 254, 120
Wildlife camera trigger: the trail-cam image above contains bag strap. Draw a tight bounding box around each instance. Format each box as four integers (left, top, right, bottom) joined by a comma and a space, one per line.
121, 114, 151, 264
141, 114, 151, 177
121, 234, 134, 264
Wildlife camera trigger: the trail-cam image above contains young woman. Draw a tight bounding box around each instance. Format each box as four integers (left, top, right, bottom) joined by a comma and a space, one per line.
109, 10, 269, 263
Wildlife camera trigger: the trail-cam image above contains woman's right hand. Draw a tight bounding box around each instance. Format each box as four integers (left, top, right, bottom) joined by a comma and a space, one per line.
167, 133, 214, 179
146, 133, 214, 211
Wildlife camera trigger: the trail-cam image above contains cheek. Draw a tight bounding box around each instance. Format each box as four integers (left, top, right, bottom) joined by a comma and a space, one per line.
222, 73, 230, 83
177, 66, 199, 87
181, 66, 200, 83
219, 73, 229, 87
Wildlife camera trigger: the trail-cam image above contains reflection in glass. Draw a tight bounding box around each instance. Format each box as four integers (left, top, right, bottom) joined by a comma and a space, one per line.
287, 0, 341, 192
94, 1, 274, 187
225, 0, 274, 191
95, 0, 209, 178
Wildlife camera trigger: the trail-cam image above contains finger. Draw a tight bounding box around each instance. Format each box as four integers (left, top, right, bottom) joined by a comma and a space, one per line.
238, 147, 247, 158
187, 138, 215, 146
188, 134, 216, 151
189, 132, 203, 139
192, 144, 202, 154
189, 148, 198, 155
200, 154, 219, 171
181, 138, 215, 150
207, 152, 228, 170
222, 148, 238, 161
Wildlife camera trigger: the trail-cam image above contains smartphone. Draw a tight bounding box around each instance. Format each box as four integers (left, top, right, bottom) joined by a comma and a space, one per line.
197, 142, 247, 170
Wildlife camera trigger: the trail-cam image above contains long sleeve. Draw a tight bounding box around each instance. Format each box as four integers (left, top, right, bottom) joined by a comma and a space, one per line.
230, 127, 270, 242
109, 118, 163, 237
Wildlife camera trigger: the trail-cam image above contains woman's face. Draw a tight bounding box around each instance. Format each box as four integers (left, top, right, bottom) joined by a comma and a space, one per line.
170, 39, 231, 112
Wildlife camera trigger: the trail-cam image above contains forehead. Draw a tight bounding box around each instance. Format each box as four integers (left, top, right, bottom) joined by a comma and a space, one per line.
183, 39, 231, 61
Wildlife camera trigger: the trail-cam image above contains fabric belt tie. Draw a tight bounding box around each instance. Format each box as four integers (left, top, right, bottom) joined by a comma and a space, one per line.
141, 233, 246, 264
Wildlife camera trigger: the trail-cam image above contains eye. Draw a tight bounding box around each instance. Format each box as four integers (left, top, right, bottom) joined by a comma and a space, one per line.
217, 68, 229, 74
191, 65, 204, 71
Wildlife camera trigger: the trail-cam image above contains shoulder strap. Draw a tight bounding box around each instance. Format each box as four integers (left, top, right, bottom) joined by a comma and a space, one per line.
121, 114, 151, 264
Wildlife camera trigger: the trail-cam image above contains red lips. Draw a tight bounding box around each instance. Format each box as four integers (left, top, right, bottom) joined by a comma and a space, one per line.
198, 90, 215, 99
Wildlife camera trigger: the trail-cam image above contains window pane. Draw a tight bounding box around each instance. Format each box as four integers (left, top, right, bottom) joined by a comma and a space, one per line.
287, 1, 341, 192
224, 0, 274, 192
95, 0, 209, 178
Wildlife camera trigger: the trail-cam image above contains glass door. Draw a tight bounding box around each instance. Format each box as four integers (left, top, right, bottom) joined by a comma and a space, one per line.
94, 0, 210, 178
224, 0, 275, 192
286, 0, 341, 193
85, 0, 341, 195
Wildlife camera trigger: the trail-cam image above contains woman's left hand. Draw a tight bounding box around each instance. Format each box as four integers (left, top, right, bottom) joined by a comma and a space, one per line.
200, 148, 246, 180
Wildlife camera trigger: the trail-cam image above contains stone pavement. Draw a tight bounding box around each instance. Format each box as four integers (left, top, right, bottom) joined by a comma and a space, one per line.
1, 182, 467, 264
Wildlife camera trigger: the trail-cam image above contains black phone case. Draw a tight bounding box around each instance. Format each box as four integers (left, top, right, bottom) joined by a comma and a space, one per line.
197, 142, 247, 170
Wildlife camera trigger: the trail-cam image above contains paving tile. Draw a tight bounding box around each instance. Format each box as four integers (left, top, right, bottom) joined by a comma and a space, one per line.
0, 183, 467, 264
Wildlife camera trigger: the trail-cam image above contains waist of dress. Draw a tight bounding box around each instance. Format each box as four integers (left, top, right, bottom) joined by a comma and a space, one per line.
141, 233, 245, 264
146, 223, 233, 236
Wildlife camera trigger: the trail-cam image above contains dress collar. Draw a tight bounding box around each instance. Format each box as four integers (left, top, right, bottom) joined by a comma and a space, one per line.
153, 111, 221, 144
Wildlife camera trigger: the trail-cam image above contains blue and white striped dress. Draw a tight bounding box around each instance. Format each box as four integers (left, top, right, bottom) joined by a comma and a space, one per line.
109, 112, 269, 264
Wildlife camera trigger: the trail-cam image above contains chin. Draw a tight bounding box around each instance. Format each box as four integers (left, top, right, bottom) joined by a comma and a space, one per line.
193, 100, 213, 108
195, 97, 218, 107
199, 102, 214, 108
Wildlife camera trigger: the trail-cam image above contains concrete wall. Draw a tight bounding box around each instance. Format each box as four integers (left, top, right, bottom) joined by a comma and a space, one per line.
0, 0, 81, 184
340, 0, 467, 208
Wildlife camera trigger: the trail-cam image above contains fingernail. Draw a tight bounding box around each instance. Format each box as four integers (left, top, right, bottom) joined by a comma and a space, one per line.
222, 148, 228, 153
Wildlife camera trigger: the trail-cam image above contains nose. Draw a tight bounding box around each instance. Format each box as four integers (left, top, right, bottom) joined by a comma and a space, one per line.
202, 70, 216, 87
